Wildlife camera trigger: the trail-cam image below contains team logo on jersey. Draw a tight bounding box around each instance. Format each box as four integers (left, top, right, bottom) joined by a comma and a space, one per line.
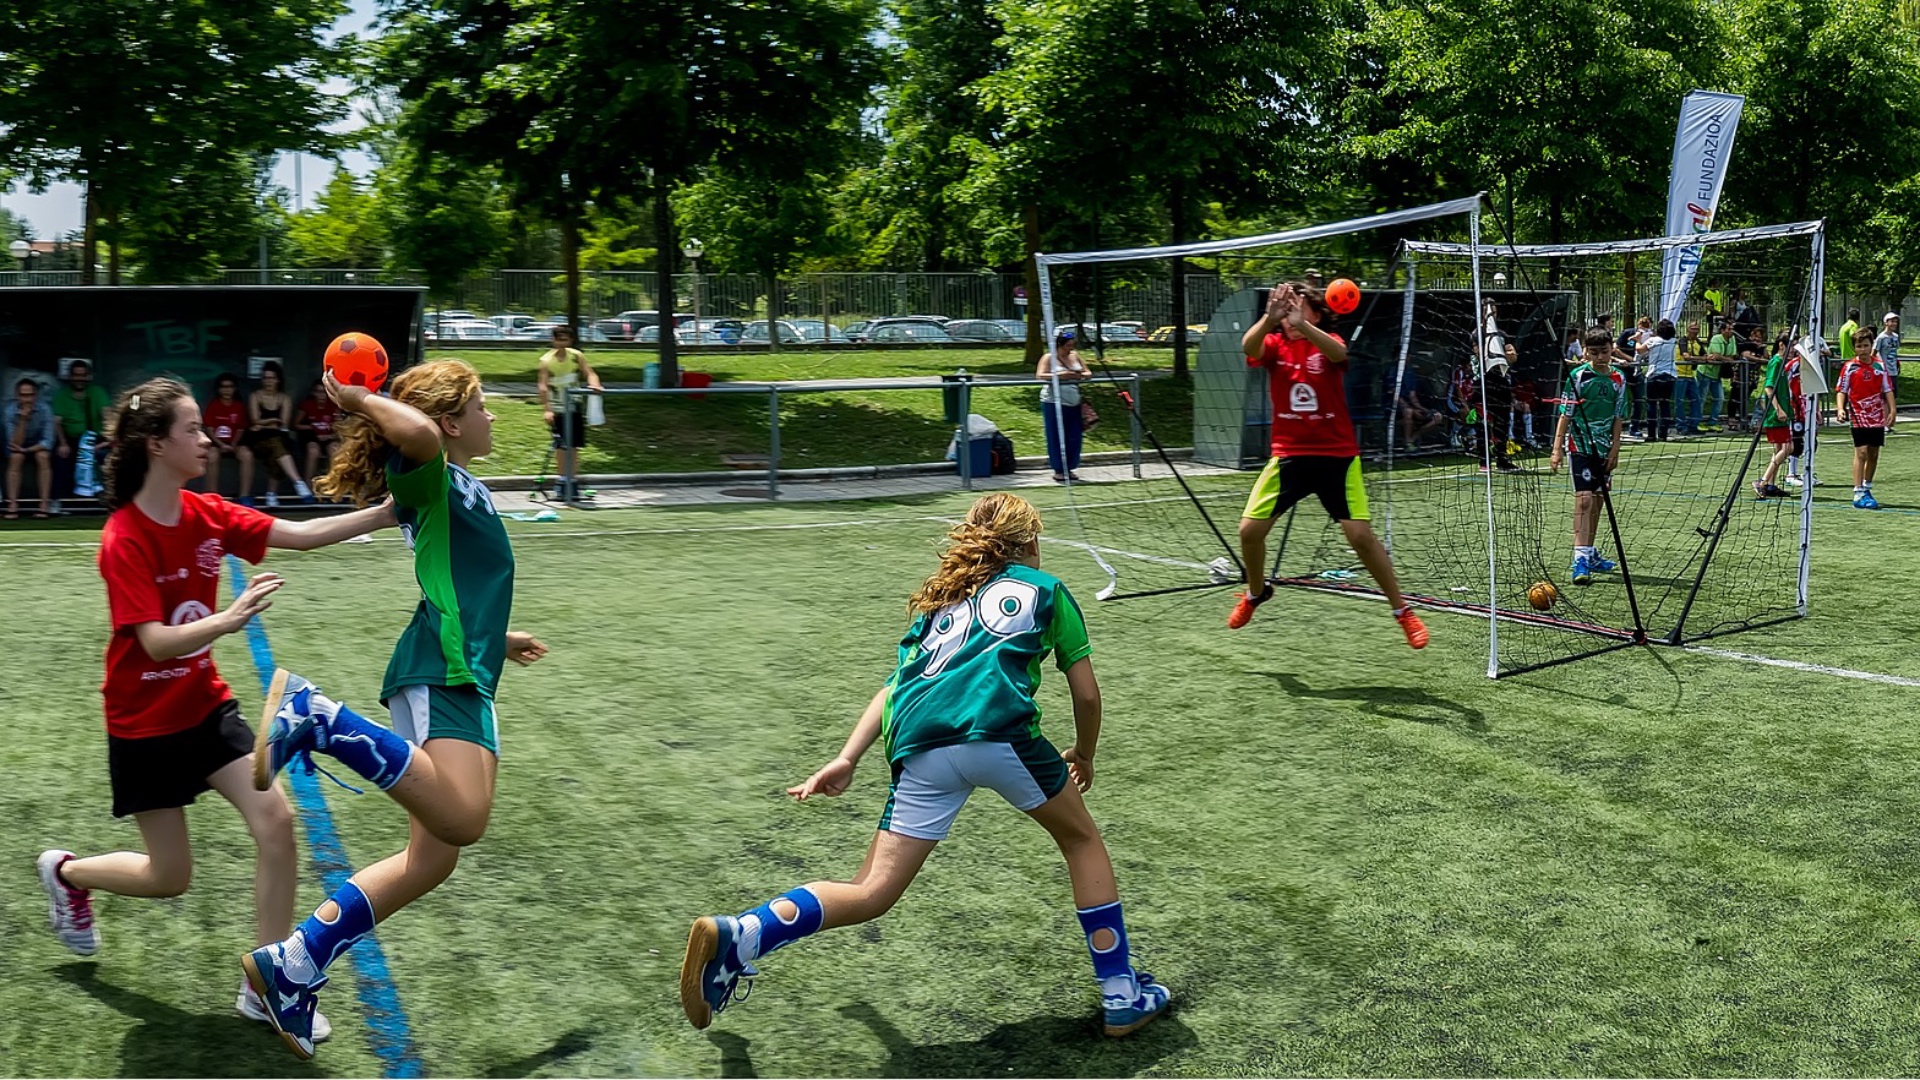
196, 538, 223, 577
1305, 353, 1325, 375
171, 600, 214, 658
1290, 382, 1319, 413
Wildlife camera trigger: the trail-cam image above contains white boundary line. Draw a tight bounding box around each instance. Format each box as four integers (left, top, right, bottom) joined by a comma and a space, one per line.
1681, 646, 1920, 688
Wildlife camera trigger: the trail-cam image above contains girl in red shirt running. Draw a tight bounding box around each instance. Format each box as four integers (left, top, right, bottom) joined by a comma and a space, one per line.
35, 377, 394, 1040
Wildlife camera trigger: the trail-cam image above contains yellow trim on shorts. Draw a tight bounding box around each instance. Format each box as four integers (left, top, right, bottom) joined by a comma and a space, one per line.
1242, 456, 1285, 520
1343, 457, 1370, 521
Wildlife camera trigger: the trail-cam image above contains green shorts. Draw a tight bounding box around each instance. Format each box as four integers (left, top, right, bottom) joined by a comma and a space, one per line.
1242, 455, 1369, 522
386, 684, 499, 755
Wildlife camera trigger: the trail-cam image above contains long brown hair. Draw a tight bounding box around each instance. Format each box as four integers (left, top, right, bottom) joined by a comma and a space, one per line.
102, 378, 196, 510
908, 493, 1043, 614
316, 359, 481, 505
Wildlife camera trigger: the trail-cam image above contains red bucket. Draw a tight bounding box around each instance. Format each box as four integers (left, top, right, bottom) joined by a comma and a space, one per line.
682, 371, 712, 400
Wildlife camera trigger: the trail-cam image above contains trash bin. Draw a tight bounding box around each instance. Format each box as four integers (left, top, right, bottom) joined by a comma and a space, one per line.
947, 413, 997, 477
643, 362, 661, 390
940, 368, 970, 424
683, 371, 713, 401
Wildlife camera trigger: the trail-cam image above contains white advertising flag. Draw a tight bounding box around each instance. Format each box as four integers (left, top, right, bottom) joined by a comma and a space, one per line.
1660, 91, 1745, 324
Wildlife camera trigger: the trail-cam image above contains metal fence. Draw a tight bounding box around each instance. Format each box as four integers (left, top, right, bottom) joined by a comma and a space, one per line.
554, 373, 1146, 501
4, 264, 1915, 338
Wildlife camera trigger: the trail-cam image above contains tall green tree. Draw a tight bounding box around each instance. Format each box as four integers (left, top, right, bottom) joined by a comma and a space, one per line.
0, 0, 352, 284
530, 0, 879, 378
287, 169, 389, 268
968, 0, 1341, 371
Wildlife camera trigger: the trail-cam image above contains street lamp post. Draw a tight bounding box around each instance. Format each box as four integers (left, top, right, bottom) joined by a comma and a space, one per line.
680, 237, 705, 324
9, 239, 28, 283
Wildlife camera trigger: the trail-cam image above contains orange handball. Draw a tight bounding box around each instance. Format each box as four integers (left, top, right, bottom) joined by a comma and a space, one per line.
324, 332, 390, 392
1527, 581, 1559, 612
1325, 278, 1361, 315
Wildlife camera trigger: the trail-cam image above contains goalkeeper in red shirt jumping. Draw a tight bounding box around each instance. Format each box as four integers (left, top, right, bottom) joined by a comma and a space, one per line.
1228, 282, 1428, 649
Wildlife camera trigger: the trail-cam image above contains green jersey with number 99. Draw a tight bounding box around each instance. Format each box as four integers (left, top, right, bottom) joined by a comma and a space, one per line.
881, 564, 1092, 766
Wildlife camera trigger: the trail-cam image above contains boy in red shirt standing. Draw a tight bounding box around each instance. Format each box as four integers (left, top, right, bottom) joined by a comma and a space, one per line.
1228, 283, 1428, 649
34, 377, 392, 1038
1838, 327, 1896, 509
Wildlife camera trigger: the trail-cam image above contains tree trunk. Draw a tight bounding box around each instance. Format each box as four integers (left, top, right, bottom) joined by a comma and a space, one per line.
766, 262, 782, 355
1547, 187, 1564, 287
1170, 176, 1189, 380
1023, 202, 1043, 362
654, 188, 680, 388
81, 179, 97, 287
561, 216, 582, 338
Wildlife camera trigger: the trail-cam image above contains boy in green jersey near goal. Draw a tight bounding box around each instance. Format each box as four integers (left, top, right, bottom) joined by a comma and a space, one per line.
680, 493, 1171, 1038
1550, 328, 1630, 586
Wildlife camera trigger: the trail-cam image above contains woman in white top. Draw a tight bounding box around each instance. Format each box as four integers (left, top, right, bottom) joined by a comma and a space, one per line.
1637, 318, 1679, 442
537, 326, 604, 501
1037, 328, 1091, 482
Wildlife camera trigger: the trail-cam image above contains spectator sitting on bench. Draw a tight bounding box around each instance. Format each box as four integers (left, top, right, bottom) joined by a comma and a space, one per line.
5, 376, 60, 519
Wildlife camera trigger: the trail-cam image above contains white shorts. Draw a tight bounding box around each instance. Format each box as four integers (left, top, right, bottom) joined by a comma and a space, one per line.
877, 739, 1070, 841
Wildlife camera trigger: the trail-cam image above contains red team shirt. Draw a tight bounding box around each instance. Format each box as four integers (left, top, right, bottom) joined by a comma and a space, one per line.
299, 396, 340, 438
97, 491, 275, 739
203, 397, 247, 445
1249, 330, 1357, 457
1838, 358, 1894, 429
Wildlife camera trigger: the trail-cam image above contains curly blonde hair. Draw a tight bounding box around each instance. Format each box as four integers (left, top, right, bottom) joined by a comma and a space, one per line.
908, 493, 1044, 614
317, 358, 482, 505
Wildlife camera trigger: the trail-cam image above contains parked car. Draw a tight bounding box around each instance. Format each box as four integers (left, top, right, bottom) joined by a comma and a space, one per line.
991, 319, 1030, 338
678, 329, 732, 346
425, 319, 506, 341
740, 320, 807, 345
842, 320, 873, 341
1148, 323, 1208, 344
788, 319, 851, 344
518, 321, 612, 343
489, 313, 539, 335
869, 323, 956, 344
945, 319, 1020, 343
598, 310, 697, 340
692, 317, 745, 344
857, 315, 951, 342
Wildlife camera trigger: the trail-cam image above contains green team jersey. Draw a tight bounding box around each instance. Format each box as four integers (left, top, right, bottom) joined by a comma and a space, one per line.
1761, 354, 1802, 430
881, 564, 1092, 766
1558, 363, 1629, 456
382, 452, 516, 702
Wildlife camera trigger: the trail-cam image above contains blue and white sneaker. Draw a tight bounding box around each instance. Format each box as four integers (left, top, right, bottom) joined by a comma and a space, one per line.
1855, 492, 1881, 509
253, 669, 331, 791
680, 916, 758, 1030
242, 941, 327, 1060
1103, 971, 1173, 1037
1570, 555, 1593, 586
238, 979, 331, 1044
1590, 554, 1618, 573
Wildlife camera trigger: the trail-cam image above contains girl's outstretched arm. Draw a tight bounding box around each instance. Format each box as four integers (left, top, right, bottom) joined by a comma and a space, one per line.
325, 372, 441, 463
268, 499, 396, 551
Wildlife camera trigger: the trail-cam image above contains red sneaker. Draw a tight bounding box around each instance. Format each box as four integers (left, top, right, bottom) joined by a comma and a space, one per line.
1395, 608, 1429, 650
1227, 587, 1271, 629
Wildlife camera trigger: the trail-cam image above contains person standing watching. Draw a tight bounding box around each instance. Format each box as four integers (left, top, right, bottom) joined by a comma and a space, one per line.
537, 325, 603, 503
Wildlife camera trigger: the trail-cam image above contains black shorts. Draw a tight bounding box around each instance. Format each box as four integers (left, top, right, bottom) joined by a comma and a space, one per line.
1569, 452, 1610, 494
243, 428, 295, 460
1853, 426, 1886, 448
549, 410, 589, 449
107, 700, 254, 817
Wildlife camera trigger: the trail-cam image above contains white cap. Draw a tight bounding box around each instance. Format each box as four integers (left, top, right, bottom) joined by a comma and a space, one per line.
1886, 312, 1901, 323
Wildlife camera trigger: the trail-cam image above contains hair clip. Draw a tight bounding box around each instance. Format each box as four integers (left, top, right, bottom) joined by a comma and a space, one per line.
127, 394, 141, 412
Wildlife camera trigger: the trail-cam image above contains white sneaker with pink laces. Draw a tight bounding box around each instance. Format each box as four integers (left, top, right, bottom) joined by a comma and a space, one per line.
36, 849, 99, 956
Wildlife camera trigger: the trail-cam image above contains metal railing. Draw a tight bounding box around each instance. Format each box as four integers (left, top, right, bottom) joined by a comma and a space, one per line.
557, 372, 1146, 501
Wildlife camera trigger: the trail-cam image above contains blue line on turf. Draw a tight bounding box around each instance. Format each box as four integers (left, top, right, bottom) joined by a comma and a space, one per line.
228, 556, 426, 1078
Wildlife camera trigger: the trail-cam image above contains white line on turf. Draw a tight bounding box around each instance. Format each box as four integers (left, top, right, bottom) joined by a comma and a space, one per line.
1680, 646, 1920, 688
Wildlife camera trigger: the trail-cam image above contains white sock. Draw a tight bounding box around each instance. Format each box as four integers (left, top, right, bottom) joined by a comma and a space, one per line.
736, 913, 764, 964
1392, 606, 1409, 617
294, 480, 311, 497
1100, 972, 1138, 1003
283, 931, 320, 985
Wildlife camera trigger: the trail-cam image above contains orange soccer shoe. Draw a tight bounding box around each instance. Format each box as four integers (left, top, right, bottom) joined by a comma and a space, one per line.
1395, 607, 1429, 650
1227, 586, 1272, 629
